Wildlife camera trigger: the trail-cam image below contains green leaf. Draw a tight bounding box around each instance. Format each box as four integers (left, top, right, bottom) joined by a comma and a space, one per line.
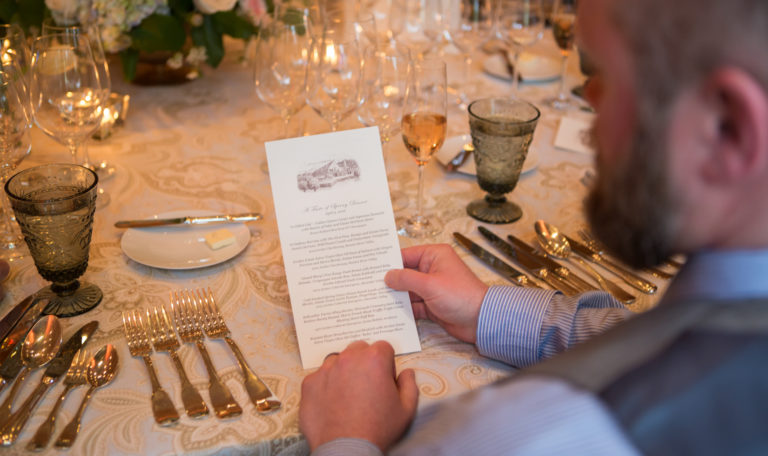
130, 14, 186, 53
190, 16, 224, 67
0, 0, 18, 23
212, 10, 256, 39
120, 49, 139, 81
168, 0, 194, 15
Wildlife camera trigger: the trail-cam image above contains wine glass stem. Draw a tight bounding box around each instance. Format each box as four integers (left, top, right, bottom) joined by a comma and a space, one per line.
557, 52, 568, 99
510, 49, 521, 94
282, 117, 291, 139
416, 163, 425, 219
68, 142, 79, 165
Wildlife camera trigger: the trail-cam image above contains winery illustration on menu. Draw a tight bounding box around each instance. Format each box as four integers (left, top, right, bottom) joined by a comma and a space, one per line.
297, 159, 361, 192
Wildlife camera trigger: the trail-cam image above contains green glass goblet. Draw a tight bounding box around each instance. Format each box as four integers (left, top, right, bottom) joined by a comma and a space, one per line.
5, 164, 102, 317
466, 97, 540, 224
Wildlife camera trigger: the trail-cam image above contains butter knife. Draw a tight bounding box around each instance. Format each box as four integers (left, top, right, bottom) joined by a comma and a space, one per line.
478, 227, 580, 296
506, 234, 598, 293
0, 295, 45, 348
563, 234, 658, 295
453, 233, 539, 288
115, 212, 262, 228
0, 321, 98, 445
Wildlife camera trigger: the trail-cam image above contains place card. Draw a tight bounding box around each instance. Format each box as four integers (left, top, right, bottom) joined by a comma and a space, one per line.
266, 127, 421, 369
553, 116, 595, 155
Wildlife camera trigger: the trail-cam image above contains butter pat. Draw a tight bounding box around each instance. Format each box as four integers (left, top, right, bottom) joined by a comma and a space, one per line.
204, 228, 235, 250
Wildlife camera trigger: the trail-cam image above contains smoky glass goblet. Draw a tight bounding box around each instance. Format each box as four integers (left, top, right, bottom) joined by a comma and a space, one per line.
466, 97, 540, 223
5, 164, 101, 317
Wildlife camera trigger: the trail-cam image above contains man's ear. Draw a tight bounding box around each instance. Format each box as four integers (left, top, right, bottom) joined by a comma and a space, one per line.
700, 67, 768, 184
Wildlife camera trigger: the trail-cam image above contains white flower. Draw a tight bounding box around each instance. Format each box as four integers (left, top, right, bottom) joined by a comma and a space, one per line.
186, 46, 208, 66
166, 52, 184, 69
190, 13, 204, 27
45, 0, 79, 14
193, 0, 237, 15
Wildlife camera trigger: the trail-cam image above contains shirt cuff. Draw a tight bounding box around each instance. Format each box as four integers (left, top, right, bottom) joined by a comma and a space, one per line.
476, 285, 558, 367
313, 438, 383, 456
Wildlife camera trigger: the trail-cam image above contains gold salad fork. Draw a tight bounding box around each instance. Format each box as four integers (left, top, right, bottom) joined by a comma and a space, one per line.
26, 349, 89, 451
171, 292, 242, 419
121, 311, 180, 426
193, 288, 281, 413
146, 306, 209, 419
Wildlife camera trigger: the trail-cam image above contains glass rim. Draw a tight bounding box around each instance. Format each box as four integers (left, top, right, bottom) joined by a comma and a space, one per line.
467, 97, 541, 125
5, 163, 98, 204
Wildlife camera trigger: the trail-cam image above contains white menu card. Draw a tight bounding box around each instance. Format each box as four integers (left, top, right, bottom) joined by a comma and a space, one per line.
266, 127, 421, 369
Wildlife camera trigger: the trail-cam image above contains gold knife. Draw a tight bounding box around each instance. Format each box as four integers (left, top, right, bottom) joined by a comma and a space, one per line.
115, 212, 261, 228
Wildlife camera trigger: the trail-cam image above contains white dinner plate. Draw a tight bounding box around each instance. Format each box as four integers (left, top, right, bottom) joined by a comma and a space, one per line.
483, 52, 561, 82
437, 134, 539, 177
120, 210, 251, 270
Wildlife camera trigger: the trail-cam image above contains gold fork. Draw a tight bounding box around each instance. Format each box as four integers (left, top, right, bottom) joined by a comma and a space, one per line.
577, 228, 676, 279
146, 306, 209, 419
26, 349, 89, 451
193, 288, 281, 413
121, 310, 180, 426
171, 291, 242, 419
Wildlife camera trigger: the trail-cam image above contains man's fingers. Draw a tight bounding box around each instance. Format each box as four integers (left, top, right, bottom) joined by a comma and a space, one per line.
385, 268, 432, 297
399, 245, 432, 269
396, 368, 419, 416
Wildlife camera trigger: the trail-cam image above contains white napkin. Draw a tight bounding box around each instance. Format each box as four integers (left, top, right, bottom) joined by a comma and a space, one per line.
553, 116, 595, 155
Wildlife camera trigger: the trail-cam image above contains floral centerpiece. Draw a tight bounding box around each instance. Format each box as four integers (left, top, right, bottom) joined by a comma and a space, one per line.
2, 0, 271, 82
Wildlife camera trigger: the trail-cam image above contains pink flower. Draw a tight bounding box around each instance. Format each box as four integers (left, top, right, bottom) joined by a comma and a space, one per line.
239, 0, 267, 21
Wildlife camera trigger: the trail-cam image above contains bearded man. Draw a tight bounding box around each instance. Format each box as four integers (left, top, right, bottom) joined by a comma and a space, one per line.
299, 0, 768, 453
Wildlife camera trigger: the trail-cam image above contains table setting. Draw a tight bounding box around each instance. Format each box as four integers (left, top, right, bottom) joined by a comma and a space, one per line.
0, 0, 678, 454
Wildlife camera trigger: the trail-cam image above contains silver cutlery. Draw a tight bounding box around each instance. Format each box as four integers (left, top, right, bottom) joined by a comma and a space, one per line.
193, 289, 281, 413
478, 227, 581, 296
54, 344, 119, 449
535, 221, 636, 305
506, 234, 598, 293
454, 233, 540, 288
146, 306, 209, 419
27, 349, 89, 451
563, 233, 657, 294
445, 143, 473, 172
122, 311, 180, 427
171, 291, 242, 419
0, 321, 96, 446
115, 212, 261, 228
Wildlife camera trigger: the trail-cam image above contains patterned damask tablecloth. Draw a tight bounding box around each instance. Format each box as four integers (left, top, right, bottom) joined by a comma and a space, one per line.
0, 38, 667, 455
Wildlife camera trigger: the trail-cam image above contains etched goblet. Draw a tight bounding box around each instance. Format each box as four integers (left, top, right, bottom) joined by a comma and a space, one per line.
466, 97, 540, 223
5, 164, 101, 317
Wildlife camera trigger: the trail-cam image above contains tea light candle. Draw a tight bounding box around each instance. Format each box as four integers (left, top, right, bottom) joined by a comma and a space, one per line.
93, 93, 130, 140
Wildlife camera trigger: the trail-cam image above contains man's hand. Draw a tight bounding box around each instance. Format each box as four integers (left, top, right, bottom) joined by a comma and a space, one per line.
300, 341, 419, 452
385, 244, 488, 343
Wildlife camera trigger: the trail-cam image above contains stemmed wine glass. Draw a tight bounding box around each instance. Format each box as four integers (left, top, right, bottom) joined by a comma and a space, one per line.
29, 33, 104, 176
496, 0, 545, 94
254, 20, 311, 138
358, 47, 407, 157
448, 0, 492, 105
0, 71, 31, 256
391, 0, 444, 60
544, 0, 577, 109
41, 21, 116, 178
305, 28, 362, 132
397, 57, 446, 238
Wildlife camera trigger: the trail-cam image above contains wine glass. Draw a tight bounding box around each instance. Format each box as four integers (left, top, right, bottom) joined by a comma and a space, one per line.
544, 0, 576, 109
391, 0, 444, 60
397, 57, 446, 238
358, 47, 407, 155
305, 28, 362, 131
42, 21, 116, 178
466, 97, 540, 223
274, 0, 324, 39
29, 33, 104, 173
496, 0, 545, 94
448, 0, 492, 104
0, 71, 31, 256
5, 164, 102, 317
254, 21, 311, 138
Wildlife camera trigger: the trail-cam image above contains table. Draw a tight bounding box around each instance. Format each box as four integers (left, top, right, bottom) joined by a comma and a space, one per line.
0, 37, 666, 455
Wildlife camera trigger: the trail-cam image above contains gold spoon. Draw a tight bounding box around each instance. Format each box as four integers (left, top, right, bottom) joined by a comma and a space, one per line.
54, 345, 119, 449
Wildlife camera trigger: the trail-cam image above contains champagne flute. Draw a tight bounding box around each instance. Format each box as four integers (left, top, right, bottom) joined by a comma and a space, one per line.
391, 0, 444, 60
254, 21, 311, 138
448, 0, 492, 104
397, 57, 446, 238
41, 21, 116, 178
358, 47, 407, 154
0, 71, 31, 255
544, 0, 576, 109
305, 28, 362, 132
496, 0, 545, 94
29, 33, 104, 172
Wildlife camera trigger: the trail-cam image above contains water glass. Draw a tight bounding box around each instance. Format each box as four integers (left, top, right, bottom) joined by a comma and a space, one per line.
5, 164, 102, 317
466, 97, 540, 223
